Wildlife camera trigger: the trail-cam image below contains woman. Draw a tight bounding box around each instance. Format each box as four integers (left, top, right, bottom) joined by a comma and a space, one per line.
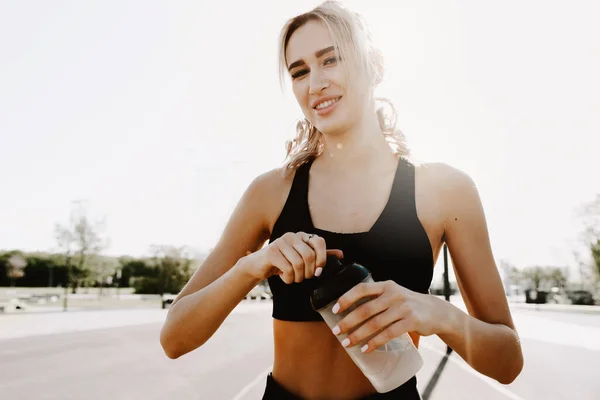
160, 1, 524, 399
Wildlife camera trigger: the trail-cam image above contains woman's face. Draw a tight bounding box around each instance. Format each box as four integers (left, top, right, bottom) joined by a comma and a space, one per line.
285, 20, 369, 136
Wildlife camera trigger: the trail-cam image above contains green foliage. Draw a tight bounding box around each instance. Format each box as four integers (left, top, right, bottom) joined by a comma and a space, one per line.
2, 201, 200, 294
579, 194, 600, 286
0, 251, 74, 287
519, 266, 569, 291
591, 239, 600, 281
54, 201, 109, 292
131, 246, 195, 294
0, 247, 199, 294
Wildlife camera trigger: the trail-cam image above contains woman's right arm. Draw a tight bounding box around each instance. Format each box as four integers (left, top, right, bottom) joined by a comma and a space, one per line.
159, 168, 336, 359
159, 170, 278, 359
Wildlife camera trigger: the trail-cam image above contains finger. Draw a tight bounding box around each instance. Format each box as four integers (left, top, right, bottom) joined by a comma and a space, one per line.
297, 231, 313, 244
320, 248, 344, 277
326, 249, 344, 260
307, 235, 330, 277
292, 238, 317, 280
302, 234, 327, 277
345, 305, 409, 348
334, 294, 391, 336
362, 318, 413, 354
334, 281, 386, 315
278, 242, 305, 283
269, 247, 294, 284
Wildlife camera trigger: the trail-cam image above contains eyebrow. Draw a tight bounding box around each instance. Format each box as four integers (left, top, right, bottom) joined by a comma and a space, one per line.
287, 46, 336, 71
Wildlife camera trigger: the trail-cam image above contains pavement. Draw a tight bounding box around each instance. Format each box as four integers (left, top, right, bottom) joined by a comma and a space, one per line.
1, 299, 600, 399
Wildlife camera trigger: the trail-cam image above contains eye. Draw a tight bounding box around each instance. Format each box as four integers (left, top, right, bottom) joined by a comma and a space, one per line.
291, 69, 308, 79
324, 56, 338, 65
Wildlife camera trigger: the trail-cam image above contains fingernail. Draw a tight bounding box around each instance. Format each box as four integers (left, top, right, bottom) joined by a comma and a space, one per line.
361, 344, 369, 353
342, 338, 350, 347
332, 325, 340, 335
315, 267, 323, 277
332, 303, 340, 314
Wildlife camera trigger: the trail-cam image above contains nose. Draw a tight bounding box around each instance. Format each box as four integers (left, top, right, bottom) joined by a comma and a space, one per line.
309, 69, 330, 95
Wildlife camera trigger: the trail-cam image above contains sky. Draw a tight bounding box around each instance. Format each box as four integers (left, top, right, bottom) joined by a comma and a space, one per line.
1, 0, 599, 284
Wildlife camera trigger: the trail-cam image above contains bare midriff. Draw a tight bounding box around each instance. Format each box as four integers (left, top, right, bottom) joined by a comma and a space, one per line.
272, 319, 420, 399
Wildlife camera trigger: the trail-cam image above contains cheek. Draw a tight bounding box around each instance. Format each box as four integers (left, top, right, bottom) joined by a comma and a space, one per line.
343, 81, 370, 113
293, 83, 310, 109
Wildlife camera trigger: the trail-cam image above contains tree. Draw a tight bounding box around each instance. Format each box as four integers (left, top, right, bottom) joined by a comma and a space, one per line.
547, 267, 568, 289
117, 257, 150, 288
6, 254, 27, 287
132, 245, 195, 294
54, 200, 109, 297
580, 194, 600, 239
521, 266, 569, 292
578, 195, 600, 285
87, 255, 119, 297
521, 266, 545, 291
591, 240, 600, 281
498, 259, 523, 294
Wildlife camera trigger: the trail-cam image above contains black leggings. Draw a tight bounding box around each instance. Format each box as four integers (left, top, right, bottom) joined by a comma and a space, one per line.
261, 373, 422, 400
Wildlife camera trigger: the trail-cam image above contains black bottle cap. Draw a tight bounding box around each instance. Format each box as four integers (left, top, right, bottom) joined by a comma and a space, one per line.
309, 256, 371, 311
318, 254, 345, 280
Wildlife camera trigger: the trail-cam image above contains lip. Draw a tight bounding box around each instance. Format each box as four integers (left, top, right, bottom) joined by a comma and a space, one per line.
311, 95, 343, 110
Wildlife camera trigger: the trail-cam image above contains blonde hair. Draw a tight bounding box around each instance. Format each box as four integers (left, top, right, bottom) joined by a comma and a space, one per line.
278, 0, 411, 172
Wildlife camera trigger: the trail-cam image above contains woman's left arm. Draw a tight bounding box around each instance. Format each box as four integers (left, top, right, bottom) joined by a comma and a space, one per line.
433, 166, 524, 384
332, 165, 524, 385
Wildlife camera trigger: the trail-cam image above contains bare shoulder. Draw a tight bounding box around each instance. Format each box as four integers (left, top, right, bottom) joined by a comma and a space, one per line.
415, 162, 479, 216
250, 165, 294, 193
247, 165, 298, 232
415, 162, 475, 191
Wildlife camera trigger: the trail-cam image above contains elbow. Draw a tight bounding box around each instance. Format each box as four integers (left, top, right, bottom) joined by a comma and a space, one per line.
159, 301, 187, 359
497, 340, 524, 385
160, 328, 181, 359
163, 348, 181, 360
160, 320, 208, 360
160, 322, 187, 360
498, 371, 521, 385
498, 357, 524, 385
159, 297, 213, 359
162, 343, 182, 360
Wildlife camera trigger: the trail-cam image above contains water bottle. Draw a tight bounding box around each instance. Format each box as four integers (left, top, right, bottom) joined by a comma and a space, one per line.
310, 256, 424, 393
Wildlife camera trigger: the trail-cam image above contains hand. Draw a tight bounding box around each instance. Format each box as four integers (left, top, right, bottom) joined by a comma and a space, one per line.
242, 232, 343, 284
330, 280, 441, 353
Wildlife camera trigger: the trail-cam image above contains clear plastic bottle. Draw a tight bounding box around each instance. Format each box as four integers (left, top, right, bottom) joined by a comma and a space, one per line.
310, 256, 424, 393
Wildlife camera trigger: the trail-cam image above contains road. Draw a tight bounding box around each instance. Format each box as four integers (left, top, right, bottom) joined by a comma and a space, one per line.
1, 302, 599, 399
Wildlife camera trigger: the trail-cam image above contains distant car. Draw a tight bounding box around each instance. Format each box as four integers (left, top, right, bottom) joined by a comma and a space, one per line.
161, 294, 177, 309
246, 284, 272, 300
566, 290, 595, 305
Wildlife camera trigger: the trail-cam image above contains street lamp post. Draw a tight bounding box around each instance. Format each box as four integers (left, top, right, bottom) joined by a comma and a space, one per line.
422, 243, 453, 399
48, 263, 54, 287
443, 243, 450, 302
62, 254, 71, 312
116, 268, 122, 299
442, 243, 453, 355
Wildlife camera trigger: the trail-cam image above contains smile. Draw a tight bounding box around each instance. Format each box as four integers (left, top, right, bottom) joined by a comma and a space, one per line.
314, 96, 341, 110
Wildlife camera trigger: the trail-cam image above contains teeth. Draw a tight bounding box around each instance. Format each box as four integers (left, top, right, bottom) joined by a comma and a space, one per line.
316, 97, 340, 110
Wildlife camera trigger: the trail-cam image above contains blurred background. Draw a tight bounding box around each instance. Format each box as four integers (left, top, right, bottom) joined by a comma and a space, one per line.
1, 1, 599, 399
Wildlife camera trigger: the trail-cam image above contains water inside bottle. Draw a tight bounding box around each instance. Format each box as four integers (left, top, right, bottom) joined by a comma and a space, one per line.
327, 295, 414, 377
350, 332, 414, 376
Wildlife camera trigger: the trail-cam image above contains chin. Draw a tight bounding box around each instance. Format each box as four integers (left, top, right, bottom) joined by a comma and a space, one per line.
316, 124, 344, 137
312, 113, 352, 137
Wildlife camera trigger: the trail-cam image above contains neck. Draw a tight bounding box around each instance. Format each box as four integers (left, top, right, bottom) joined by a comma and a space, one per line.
317, 107, 395, 171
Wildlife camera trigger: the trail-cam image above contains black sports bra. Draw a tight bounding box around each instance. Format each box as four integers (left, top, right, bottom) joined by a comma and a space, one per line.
267, 157, 434, 321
